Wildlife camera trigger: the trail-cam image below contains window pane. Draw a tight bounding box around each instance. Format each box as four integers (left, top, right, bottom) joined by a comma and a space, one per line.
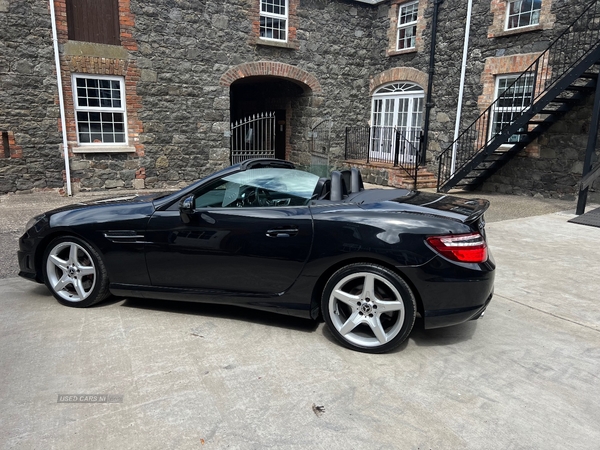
507, 0, 541, 29
492, 74, 534, 142
397, 2, 418, 50
75, 77, 126, 144
399, 2, 418, 25
261, 0, 286, 16
260, 16, 286, 41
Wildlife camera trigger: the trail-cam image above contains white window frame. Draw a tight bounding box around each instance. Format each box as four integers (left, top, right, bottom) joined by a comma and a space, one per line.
397, 1, 418, 51
72, 74, 130, 151
370, 82, 424, 161
491, 73, 535, 144
505, 0, 542, 31
259, 0, 289, 42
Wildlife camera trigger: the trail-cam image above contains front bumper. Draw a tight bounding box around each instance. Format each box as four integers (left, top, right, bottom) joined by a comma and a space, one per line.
18, 232, 42, 283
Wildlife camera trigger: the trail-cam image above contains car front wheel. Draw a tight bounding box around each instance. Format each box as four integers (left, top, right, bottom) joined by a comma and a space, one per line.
42, 236, 110, 307
322, 263, 416, 353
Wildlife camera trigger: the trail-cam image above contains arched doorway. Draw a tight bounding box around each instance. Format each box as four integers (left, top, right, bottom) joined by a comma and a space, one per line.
220, 62, 321, 164
230, 77, 305, 161
370, 82, 424, 162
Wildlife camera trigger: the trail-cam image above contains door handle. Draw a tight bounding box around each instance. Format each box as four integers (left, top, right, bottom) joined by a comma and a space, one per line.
266, 228, 299, 238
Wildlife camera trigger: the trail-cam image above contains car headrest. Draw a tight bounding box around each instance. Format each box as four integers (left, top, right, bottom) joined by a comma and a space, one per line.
350, 167, 364, 193
330, 171, 348, 201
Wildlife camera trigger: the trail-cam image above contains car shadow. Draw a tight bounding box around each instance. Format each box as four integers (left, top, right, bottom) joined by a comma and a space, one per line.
119, 297, 319, 333
408, 318, 479, 347
36, 287, 478, 348
320, 317, 478, 353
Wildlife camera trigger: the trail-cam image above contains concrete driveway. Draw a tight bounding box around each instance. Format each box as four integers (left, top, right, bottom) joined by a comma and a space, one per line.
1, 192, 599, 449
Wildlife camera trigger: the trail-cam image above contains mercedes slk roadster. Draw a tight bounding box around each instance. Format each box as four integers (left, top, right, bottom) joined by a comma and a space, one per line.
18, 159, 494, 353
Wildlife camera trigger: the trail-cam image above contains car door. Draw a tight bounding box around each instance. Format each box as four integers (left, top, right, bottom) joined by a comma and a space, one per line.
144, 168, 316, 295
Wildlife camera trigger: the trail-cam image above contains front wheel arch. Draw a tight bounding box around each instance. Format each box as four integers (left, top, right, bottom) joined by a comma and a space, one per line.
41, 235, 110, 307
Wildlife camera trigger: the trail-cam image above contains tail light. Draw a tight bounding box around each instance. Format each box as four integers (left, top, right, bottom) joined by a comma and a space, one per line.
426, 232, 488, 263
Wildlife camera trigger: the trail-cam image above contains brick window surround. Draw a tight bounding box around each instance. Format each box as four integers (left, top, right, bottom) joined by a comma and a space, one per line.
479, 53, 547, 156
386, 0, 427, 57
488, 0, 555, 38
52, 0, 144, 156
370, 67, 428, 95
249, 0, 299, 49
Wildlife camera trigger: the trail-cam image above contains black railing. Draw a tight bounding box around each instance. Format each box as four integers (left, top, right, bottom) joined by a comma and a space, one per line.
345, 126, 423, 185
437, 0, 600, 191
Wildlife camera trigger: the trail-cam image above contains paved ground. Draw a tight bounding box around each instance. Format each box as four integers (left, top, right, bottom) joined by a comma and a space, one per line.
1, 190, 599, 449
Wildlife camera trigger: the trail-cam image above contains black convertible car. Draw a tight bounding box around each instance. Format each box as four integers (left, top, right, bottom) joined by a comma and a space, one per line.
18, 159, 494, 353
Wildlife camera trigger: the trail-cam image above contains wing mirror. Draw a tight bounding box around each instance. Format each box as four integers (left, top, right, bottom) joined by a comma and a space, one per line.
179, 195, 195, 224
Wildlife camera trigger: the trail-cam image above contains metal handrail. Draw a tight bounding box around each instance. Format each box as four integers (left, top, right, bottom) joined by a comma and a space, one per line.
345, 125, 422, 185
437, 0, 600, 190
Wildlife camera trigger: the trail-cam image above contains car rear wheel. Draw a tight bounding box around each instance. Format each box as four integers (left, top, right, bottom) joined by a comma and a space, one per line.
322, 263, 416, 353
42, 236, 110, 308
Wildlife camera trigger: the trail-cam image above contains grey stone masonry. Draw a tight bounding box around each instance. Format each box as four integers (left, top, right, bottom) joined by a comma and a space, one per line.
0, 0, 598, 200
0, 0, 64, 194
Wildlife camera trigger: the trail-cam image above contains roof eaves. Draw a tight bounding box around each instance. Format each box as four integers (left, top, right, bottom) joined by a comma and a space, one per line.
350, 0, 388, 5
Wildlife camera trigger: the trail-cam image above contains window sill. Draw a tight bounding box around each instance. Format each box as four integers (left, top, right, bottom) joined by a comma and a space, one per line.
488, 24, 544, 39
387, 48, 417, 57
254, 38, 298, 50
72, 145, 136, 154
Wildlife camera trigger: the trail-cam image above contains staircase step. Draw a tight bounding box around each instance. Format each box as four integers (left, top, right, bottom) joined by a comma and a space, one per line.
565, 84, 595, 92
529, 118, 557, 124
550, 97, 579, 104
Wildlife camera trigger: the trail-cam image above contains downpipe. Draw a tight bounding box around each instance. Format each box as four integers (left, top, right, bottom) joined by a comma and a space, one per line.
421, 0, 444, 169
451, 0, 473, 175
49, 0, 72, 196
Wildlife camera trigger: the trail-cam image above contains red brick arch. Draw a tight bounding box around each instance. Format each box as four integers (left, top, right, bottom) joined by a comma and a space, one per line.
370, 67, 428, 95
220, 62, 322, 94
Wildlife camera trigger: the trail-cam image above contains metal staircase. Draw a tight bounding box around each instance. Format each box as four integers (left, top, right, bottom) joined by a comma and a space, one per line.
437, 0, 600, 193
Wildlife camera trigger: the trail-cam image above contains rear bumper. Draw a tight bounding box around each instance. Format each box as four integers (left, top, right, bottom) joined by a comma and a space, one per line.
399, 254, 495, 330
423, 289, 493, 329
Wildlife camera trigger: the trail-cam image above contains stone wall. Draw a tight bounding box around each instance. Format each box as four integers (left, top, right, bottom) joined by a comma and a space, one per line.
128, 0, 379, 189
1, 0, 599, 200
0, 0, 63, 194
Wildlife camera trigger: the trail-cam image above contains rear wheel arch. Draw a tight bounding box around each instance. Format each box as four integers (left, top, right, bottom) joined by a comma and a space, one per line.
320, 262, 418, 352
309, 257, 424, 321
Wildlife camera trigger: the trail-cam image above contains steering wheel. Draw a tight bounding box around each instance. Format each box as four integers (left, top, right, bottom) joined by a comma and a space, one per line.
237, 186, 271, 207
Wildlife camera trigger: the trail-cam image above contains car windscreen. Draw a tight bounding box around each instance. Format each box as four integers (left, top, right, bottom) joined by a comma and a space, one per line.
222, 168, 319, 201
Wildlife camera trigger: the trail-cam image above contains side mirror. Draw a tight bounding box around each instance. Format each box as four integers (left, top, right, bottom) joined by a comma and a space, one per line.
179, 195, 195, 224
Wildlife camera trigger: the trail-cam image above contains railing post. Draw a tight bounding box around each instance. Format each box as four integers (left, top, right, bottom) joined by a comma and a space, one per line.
366, 126, 371, 164
345, 126, 349, 160
393, 128, 400, 167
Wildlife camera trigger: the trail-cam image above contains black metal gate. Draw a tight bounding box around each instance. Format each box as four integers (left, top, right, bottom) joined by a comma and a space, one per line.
230, 112, 276, 164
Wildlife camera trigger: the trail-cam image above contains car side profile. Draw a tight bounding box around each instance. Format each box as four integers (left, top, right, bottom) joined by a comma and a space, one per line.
18, 159, 494, 353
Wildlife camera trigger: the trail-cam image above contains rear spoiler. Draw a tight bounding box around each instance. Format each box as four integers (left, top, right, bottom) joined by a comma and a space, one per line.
465, 199, 490, 223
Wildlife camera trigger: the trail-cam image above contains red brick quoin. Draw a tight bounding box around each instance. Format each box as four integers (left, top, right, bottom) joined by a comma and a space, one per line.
52, 0, 144, 158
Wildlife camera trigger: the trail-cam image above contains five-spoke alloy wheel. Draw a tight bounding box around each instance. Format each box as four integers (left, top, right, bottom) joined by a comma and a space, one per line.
322, 263, 416, 353
43, 236, 110, 307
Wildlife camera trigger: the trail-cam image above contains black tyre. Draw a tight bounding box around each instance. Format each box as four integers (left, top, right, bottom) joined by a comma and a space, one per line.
42, 236, 110, 308
322, 263, 416, 353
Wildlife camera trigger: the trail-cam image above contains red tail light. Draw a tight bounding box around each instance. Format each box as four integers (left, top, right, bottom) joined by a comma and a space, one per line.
426, 233, 488, 263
